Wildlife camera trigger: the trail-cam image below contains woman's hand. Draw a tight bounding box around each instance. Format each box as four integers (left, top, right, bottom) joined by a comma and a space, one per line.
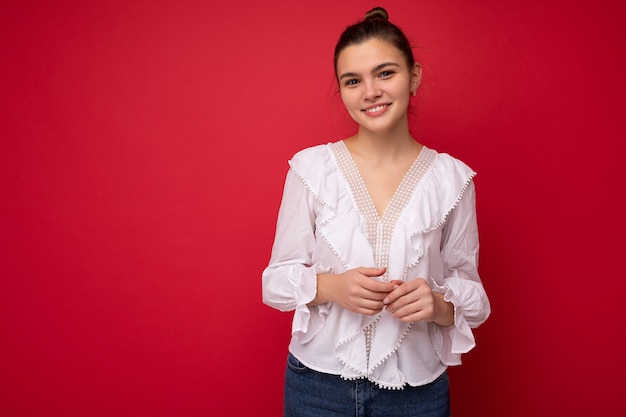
309, 267, 397, 316
383, 278, 454, 326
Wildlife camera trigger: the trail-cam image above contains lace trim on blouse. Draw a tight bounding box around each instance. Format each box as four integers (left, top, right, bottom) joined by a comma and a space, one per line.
330, 141, 437, 373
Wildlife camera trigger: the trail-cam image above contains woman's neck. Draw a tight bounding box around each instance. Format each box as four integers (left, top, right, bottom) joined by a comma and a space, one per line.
345, 125, 421, 163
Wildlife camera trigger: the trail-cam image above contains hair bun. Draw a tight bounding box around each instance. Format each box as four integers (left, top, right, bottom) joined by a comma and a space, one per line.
364, 7, 389, 22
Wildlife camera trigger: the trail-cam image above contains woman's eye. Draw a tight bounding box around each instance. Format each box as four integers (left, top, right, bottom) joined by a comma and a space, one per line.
378, 70, 394, 78
345, 79, 359, 86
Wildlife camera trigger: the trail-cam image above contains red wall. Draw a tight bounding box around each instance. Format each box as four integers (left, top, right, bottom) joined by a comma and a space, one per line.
2, 1, 625, 415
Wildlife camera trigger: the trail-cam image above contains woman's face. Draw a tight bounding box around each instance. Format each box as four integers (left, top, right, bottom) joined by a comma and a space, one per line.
336, 38, 421, 135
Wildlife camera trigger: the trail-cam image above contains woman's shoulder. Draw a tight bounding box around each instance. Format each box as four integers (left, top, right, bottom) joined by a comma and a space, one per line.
429, 148, 476, 181
288, 141, 337, 173
287, 142, 340, 207
290, 142, 332, 163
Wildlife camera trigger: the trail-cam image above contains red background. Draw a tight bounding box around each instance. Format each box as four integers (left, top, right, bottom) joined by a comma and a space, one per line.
2, 1, 625, 416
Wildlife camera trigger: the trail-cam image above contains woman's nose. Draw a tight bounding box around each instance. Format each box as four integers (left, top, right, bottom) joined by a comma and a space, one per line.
363, 80, 381, 100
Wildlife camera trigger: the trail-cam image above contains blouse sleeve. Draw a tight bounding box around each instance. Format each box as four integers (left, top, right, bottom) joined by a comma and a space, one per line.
262, 168, 330, 340
431, 180, 491, 358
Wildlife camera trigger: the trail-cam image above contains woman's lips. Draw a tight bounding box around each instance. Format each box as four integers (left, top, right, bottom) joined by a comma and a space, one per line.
362, 104, 390, 116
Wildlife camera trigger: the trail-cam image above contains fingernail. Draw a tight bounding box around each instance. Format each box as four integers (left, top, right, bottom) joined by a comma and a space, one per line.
383, 297, 390, 304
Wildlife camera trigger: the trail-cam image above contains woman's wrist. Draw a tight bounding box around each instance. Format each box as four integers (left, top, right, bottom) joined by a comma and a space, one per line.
307, 273, 333, 306
433, 292, 455, 327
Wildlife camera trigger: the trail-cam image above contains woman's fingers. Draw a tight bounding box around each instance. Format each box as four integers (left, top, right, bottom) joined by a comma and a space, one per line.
383, 278, 420, 305
354, 267, 387, 278
335, 268, 396, 314
384, 278, 436, 320
332, 269, 442, 318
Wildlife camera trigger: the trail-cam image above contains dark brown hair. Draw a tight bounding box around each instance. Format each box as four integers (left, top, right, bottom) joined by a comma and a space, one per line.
333, 7, 416, 78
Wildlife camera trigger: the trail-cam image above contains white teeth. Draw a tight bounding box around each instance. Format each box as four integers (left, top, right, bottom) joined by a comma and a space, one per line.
365, 105, 386, 113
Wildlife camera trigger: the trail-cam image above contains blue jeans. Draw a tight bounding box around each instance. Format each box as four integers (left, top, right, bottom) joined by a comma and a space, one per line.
284, 353, 450, 417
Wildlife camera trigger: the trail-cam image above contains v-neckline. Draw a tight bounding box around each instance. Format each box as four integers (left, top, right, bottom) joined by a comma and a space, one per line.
334, 140, 430, 221
330, 140, 437, 276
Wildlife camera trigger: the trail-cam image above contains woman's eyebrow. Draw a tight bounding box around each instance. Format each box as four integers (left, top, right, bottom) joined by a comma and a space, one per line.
338, 71, 359, 81
338, 62, 401, 80
371, 62, 401, 73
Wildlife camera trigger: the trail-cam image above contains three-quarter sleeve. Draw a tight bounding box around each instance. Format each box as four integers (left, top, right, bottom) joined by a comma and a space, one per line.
431, 181, 491, 359
262, 168, 330, 341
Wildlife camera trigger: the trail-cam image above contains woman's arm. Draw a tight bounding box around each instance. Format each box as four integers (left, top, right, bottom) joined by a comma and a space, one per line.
383, 181, 490, 329
262, 169, 319, 312
262, 169, 398, 316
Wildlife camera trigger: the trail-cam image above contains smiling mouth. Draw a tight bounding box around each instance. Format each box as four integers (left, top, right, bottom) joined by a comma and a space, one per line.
363, 104, 389, 113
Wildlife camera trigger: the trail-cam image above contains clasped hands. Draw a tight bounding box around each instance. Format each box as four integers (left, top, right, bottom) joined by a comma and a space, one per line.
310, 267, 454, 327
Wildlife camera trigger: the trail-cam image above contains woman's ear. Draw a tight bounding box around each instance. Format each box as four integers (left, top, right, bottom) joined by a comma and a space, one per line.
410, 63, 422, 96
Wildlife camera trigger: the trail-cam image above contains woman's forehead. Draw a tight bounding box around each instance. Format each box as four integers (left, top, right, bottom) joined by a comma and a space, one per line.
336, 38, 406, 73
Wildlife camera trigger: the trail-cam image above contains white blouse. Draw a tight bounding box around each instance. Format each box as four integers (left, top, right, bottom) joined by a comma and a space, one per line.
262, 141, 490, 389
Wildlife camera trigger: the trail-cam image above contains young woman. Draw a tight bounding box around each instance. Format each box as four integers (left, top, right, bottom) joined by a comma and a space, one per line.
262, 7, 490, 417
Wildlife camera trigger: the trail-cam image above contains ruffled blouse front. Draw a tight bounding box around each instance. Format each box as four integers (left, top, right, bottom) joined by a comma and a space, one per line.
262, 141, 490, 389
